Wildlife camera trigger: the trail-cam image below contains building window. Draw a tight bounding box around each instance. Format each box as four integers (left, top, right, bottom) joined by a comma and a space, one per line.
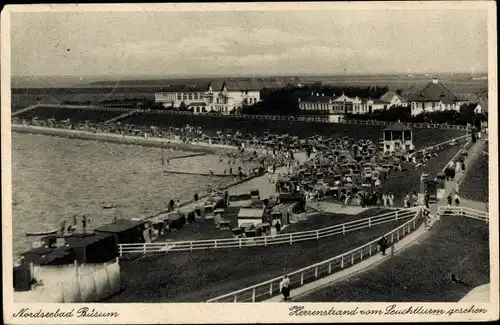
188, 93, 193, 100
183, 93, 187, 100
177, 93, 182, 100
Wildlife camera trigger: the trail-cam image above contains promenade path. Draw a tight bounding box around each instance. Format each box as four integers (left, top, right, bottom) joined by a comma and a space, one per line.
431, 137, 488, 214
264, 137, 489, 302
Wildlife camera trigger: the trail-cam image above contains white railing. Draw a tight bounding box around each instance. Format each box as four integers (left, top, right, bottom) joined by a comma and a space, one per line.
206, 207, 423, 302
342, 119, 469, 131
21, 104, 469, 130
409, 134, 469, 159
437, 206, 488, 223
118, 208, 418, 256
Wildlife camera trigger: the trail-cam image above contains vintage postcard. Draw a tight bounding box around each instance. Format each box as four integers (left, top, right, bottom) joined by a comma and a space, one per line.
1, 1, 498, 324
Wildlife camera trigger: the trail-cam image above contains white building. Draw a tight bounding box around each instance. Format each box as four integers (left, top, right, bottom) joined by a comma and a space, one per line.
154, 82, 260, 114
408, 78, 464, 116
298, 93, 346, 122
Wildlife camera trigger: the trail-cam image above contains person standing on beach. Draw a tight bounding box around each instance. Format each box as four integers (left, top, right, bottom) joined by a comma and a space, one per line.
279, 275, 291, 301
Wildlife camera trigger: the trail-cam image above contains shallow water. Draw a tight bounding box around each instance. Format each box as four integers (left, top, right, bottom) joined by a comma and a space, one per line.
11, 133, 232, 256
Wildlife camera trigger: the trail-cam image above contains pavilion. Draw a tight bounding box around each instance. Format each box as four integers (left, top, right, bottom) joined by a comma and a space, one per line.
382, 122, 415, 154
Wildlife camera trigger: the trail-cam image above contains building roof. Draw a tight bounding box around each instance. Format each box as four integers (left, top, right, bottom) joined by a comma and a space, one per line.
383, 122, 413, 132
300, 96, 332, 103
21, 232, 113, 264
407, 79, 459, 102
237, 208, 264, 218
94, 218, 146, 234
439, 97, 455, 105
477, 96, 488, 113
380, 91, 407, 103
22, 246, 74, 265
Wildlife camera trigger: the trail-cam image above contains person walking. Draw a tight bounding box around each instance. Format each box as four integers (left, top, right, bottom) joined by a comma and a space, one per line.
454, 192, 460, 206
275, 220, 281, 233
382, 193, 388, 207
424, 192, 430, 209
378, 236, 389, 255
279, 275, 291, 301
447, 193, 453, 207
388, 193, 394, 208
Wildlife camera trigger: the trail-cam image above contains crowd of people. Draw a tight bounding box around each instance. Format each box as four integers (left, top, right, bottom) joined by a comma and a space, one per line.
268, 135, 413, 207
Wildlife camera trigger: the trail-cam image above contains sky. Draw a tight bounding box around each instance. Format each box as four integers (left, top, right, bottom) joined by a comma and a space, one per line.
9, 8, 489, 77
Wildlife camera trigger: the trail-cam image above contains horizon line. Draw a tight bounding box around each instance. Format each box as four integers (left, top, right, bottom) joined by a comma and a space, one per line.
12, 71, 489, 79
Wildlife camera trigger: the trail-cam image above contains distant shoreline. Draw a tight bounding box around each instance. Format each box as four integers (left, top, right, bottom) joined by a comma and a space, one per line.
11, 124, 241, 153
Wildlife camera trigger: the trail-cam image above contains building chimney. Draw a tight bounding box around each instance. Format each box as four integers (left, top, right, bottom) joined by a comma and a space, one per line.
432, 78, 438, 84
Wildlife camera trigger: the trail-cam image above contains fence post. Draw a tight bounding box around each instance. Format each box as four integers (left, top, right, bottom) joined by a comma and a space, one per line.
391, 233, 394, 244
328, 262, 332, 274
342, 224, 346, 234
316, 230, 319, 240
190, 242, 193, 252
315, 266, 318, 278
264, 236, 267, 246
214, 240, 217, 249
234, 295, 237, 303
360, 249, 363, 260
395, 211, 398, 220
119, 245, 123, 257
239, 238, 242, 248
290, 234, 293, 245
301, 273, 304, 285
341, 256, 344, 269
143, 244, 146, 254
252, 288, 256, 302
397, 229, 400, 241
368, 218, 371, 228
369, 245, 372, 256
269, 283, 273, 296
351, 254, 354, 265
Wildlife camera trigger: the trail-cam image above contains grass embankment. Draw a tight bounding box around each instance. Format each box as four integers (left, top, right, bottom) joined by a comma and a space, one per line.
14, 106, 464, 150
107, 209, 406, 302
298, 215, 489, 302
122, 112, 464, 149
460, 143, 489, 203
380, 143, 464, 205
15, 105, 123, 123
